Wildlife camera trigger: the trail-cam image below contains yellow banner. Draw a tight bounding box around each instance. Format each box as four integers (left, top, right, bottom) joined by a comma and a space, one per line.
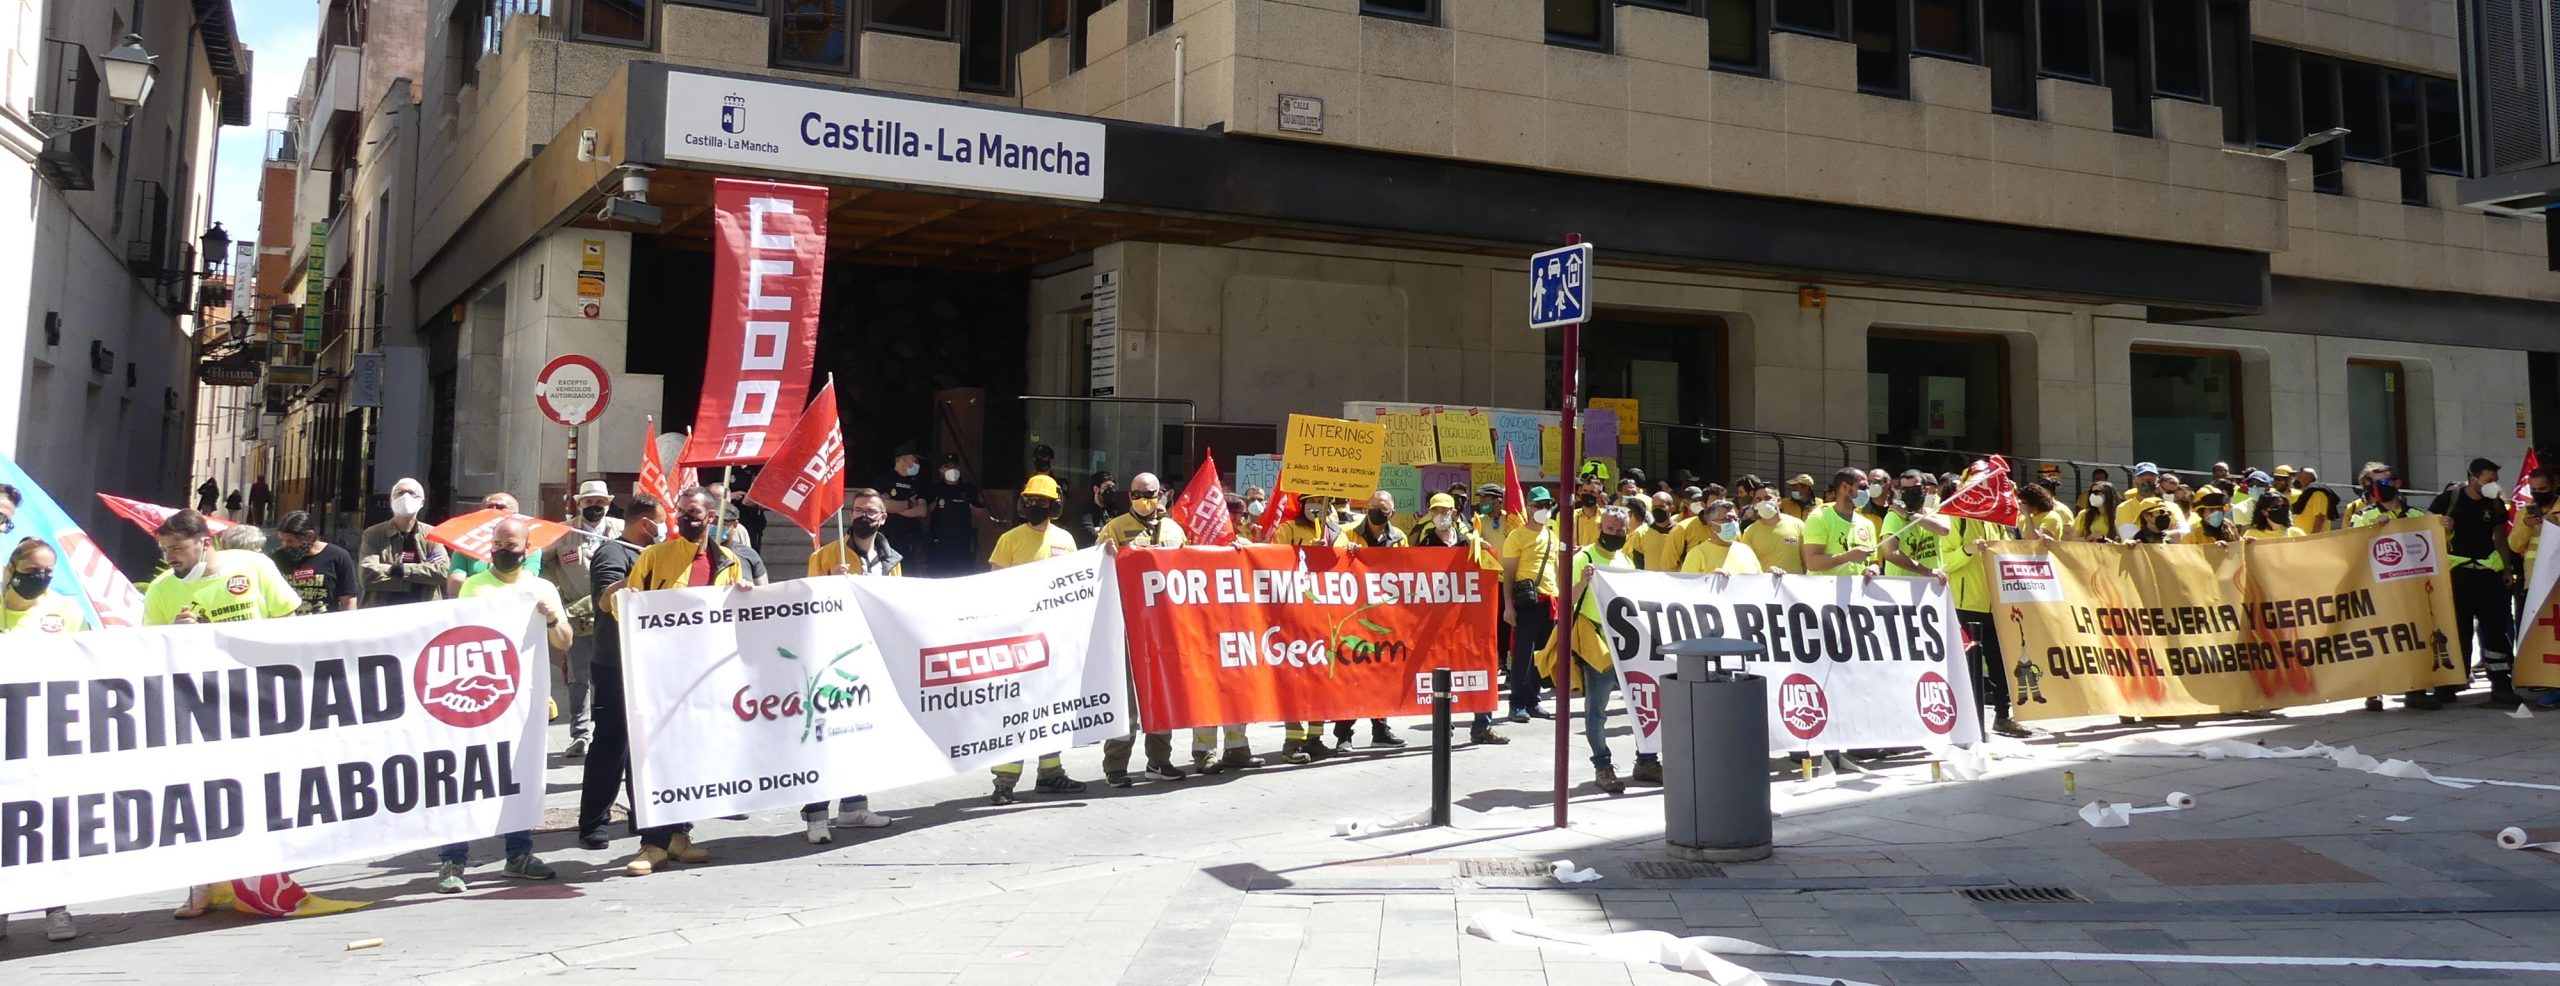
1380, 412, 1437, 466
1989, 519, 2462, 718
1540, 425, 1562, 478
2518, 520, 2560, 689
1278, 413, 1386, 501
1432, 410, 1496, 465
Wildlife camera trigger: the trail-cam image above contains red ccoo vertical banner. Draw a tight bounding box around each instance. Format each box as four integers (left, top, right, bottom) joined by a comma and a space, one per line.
683, 178, 828, 467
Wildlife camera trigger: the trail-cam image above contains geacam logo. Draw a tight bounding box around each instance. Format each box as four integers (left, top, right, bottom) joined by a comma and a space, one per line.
720, 93, 746, 134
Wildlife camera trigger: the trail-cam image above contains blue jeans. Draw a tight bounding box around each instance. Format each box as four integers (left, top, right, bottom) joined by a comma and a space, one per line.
1508, 606, 1554, 713
801, 795, 869, 820
1579, 663, 1657, 770
440, 831, 532, 864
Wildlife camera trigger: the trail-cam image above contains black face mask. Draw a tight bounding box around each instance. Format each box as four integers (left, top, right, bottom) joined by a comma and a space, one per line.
1367, 508, 1391, 527
1900, 488, 1925, 511
582, 505, 609, 523
1576, 494, 1598, 508
848, 516, 881, 537
491, 548, 528, 572
1596, 533, 1628, 553
10, 572, 49, 599
1022, 501, 1057, 523
677, 517, 709, 543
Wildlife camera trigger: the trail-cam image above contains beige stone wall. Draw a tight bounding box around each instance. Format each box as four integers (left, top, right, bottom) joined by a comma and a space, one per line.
1023, 0, 1237, 128
2274, 159, 2559, 301
2250, 0, 2456, 74
1090, 236, 2531, 485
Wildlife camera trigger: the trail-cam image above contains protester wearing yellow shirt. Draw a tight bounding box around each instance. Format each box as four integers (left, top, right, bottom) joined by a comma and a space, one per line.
2241, 492, 2303, 539
1267, 494, 1342, 762
1801, 469, 1880, 576
1571, 475, 1605, 546
612, 487, 742, 876
1780, 474, 1818, 519
2014, 483, 2069, 542
1500, 487, 1561, 723
797, 489, 901, 839
2283, 466, 2340, 534
1878, 472, 1947, 578
1631, 495, 1686, 573
2114, 462, 2167, 540
1678, 501, 1762, 574
2510, 466, 2557, 576
1739, 490, 1808, 574
1409, 493, 1510, 746
2185, 491, 2241, 545
2, 539, 86, 636
1534, 506, 1646, 794
1094, 472, 1197, 786
1941, 510, 2031, 738
987, 475, 1087, 800
2, 539, 82, 939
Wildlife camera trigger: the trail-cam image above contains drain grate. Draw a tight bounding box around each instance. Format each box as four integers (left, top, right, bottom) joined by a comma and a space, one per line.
1461, 859, 1556, 878
1961, 886, 2086, 904
1625, 861, 1723, 880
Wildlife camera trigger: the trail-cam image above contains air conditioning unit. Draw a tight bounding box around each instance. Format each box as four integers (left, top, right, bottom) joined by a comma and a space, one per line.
88, 339, 115, 375
2456, 0, 2560, 222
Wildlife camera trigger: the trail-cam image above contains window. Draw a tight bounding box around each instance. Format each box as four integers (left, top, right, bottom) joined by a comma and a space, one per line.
2151, 0, 2204, 99
1708, 0, 1769, 72
2130, 347, 2243, 470
2337, 61, 2385, 161
1851, 0, 1906, 94
1363, 0, 1435, 22
2252, 43, 2297, 149
2387, 73, 2426, 203
574, 0, 653, 46
675, 0, 761, 8
2347, 360, 2406, 479
1775, 0, 1844, 37
1544, 314, 1730, 484
2297, 55, 2343, 193
2101, 0, 2148, 133
2037, 0, 2095, 81
2424, 78, 2463, 174
959, 0, 1009, 92
1913, 0, 1975, 60
1151, 0, 1173, 31
1067, 0, 1101, 69
1867, 330, 2010, 476
1547, 0, 1609, 48
773, 0, 854, 72
867, 0, 951, 37
1984, 0, 2035, 116
2206, 0, 2246, 143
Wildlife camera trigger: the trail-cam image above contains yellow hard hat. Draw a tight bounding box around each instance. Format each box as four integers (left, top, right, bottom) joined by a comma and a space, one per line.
1020, 475, 1062, 499
1428, 493, 1458, 511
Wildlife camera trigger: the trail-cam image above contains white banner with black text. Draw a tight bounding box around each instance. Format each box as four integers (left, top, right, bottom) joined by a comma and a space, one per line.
0, 597, 551, 914
619, 549, 1131, 827
1588, 570, 1981, 754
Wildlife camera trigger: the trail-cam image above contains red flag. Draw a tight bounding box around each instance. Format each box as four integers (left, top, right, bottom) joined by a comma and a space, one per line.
1501, 443, 1528, 525
97, 493, 236, 536
425, 508, 575, 562
682, 179, 827, 467
1258, 471, 1298, 542
1169, 449, 1236, 546
746, 381, 847, 534
636, 416, 675, 505
1938, 456, 2022, 527
2512, 447, 2540, 513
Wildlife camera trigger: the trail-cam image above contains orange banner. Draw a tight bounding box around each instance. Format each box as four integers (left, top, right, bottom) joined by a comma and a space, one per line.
1115, 546, 1501, 730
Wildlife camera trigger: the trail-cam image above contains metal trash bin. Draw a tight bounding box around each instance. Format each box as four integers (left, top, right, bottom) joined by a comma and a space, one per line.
1657, 637, 1772, 862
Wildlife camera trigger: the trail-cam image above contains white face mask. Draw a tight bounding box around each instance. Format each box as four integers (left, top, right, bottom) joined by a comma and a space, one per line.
1754, 500, 1779, 519
1531, 508, 1553, 526
182, 555, 211, 580
1244, 500, 1265, 518
391, 493, 423, 517
1686, 502, 1704, 516
2480, 481, 2503, 500
1431, 513, 1455, 531
899, 463, 920, 477
943, 468, 963, 484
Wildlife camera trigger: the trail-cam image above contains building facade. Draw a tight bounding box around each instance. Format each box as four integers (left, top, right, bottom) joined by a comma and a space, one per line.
377, 0, 2550, 523
6, 0, 248, 569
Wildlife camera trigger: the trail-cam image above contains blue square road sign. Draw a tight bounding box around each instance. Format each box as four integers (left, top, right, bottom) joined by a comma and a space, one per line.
1529, 242, 1594, 330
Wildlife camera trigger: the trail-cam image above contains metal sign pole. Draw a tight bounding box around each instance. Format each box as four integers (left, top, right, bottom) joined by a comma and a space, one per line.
1554, 232, 1583, 832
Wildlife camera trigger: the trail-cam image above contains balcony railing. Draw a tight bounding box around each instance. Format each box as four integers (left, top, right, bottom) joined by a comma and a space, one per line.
33, 39, 99, 190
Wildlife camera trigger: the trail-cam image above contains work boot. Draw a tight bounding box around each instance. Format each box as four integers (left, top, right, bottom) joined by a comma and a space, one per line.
1991, 717, 2031, 738
1370, 725, 1408, 748
1105, 771, 1135, 788
2404, 691, 2445, 710
1595, 766, 1627, 795
667, 832, 710, 864
1302, 739, 1333, 763
1193, 753, 1218, 775
1630, 760, 1664, 785
2482, 691, 2525, 709
1284, 738, 1311, 764
991, 779, 1019, 806
435, 861, 468, 894
503, 854, 556, 880
1144, 762, 1188, 782
625, 845, 670, 876
1218, 748, 1256, 771
43, 909, 75, 942
578, 828, 611, 851
2363, 696, 2385, 711
1035, 773, 1088, 794
1471, 728, 1510, 745
806, 817, 835, 843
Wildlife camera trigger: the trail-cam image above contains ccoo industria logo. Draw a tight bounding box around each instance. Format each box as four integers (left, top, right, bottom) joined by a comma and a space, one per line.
720, 93, 746, 134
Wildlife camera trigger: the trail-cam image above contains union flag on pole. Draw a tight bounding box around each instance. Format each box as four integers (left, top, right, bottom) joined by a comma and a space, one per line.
1501, 443, 1528, 526
97, 493, 236, 536
2512, 447, 2540, 513
1937, 455, 2022, 528
637, 415, 676, 505
1169, 449, 1236, 546
682, 179, 827, 467
425, 509, 576, 562
746, 381, 846, 534
1258, 474, 1299, 543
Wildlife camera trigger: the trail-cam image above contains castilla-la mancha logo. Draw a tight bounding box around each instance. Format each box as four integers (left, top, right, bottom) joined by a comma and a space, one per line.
720, 93, 746, 134
413, 625, 521, 728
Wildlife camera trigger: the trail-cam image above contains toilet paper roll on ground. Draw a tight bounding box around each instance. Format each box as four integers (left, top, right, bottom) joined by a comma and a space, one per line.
2495, 827, 2560, 852
2078, 802, 2132, 828
2166, 791, 2196, 809
1552, 859, 1603, 883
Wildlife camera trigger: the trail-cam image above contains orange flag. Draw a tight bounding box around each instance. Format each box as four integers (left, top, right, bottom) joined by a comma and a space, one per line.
426, 508, 574, 561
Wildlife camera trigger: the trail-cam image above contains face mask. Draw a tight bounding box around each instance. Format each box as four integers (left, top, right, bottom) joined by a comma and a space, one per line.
1687, 502, 1704, 516
848, 515, 881, 537
10, 572, 50, 599
2205, 510, 2226, 527
1754, 500, 1778, 519
1245, 500, 1266, 518
1432, 513, 1455, 531
1022, 501, 1057, 523
1852, 488, 1873, 508
900, 463, 920, 477
1131, 494, 1162, 518
677, 517, 709, 542
391, 494, 423, 517
1576, 494, 1598, 508
943, 469, 963, 484
1531, 508, 1553, 525
1652, 517, 1675, 531
182, 557, 211, 581
582, 505, 609, 523
1367, 508, 1391, 526
1899, 488, 1925, 511
1304, 503, 1327, 522
1717, 519, 1741, 541
2137, 478, 2158, 491
491, 548, 527, 573
1789, 490, 1809, 502
2480, 481, 2503, 500
1597, 533, 1628, 553
1477, 503, 1497, 517
2087, 495, 2104, 509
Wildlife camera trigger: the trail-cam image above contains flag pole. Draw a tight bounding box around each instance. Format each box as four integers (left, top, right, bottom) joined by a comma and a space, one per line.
828, 374, 847, 570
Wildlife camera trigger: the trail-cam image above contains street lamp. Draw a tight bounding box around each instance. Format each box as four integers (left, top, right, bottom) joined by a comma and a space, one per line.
2226, 126, 2350, 160
200, 223, 231, 274
28, 34, 157, 139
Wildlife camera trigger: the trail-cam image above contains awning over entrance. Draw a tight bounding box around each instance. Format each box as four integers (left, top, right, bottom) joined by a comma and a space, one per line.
418, 60, 2270, 318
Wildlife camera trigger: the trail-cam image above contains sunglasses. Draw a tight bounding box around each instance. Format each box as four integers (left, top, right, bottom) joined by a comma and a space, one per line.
1129, 490, 1161, 500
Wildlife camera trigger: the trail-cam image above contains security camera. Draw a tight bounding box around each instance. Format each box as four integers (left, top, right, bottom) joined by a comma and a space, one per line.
576, 128, 598, 162
618, 164, 651, 202
596, 196, 663, 226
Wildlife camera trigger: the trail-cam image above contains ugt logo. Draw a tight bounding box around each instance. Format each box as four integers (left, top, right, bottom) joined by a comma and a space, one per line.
720, 93, 746, 134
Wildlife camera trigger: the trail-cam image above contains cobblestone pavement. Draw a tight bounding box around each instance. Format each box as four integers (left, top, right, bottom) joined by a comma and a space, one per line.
7, 691, 2558, 985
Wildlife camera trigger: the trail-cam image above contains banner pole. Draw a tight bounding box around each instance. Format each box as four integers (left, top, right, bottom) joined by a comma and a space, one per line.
1554, 233, 1582, 832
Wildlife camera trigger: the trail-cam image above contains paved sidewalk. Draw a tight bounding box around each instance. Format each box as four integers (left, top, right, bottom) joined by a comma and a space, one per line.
6, 692, 2558, 985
